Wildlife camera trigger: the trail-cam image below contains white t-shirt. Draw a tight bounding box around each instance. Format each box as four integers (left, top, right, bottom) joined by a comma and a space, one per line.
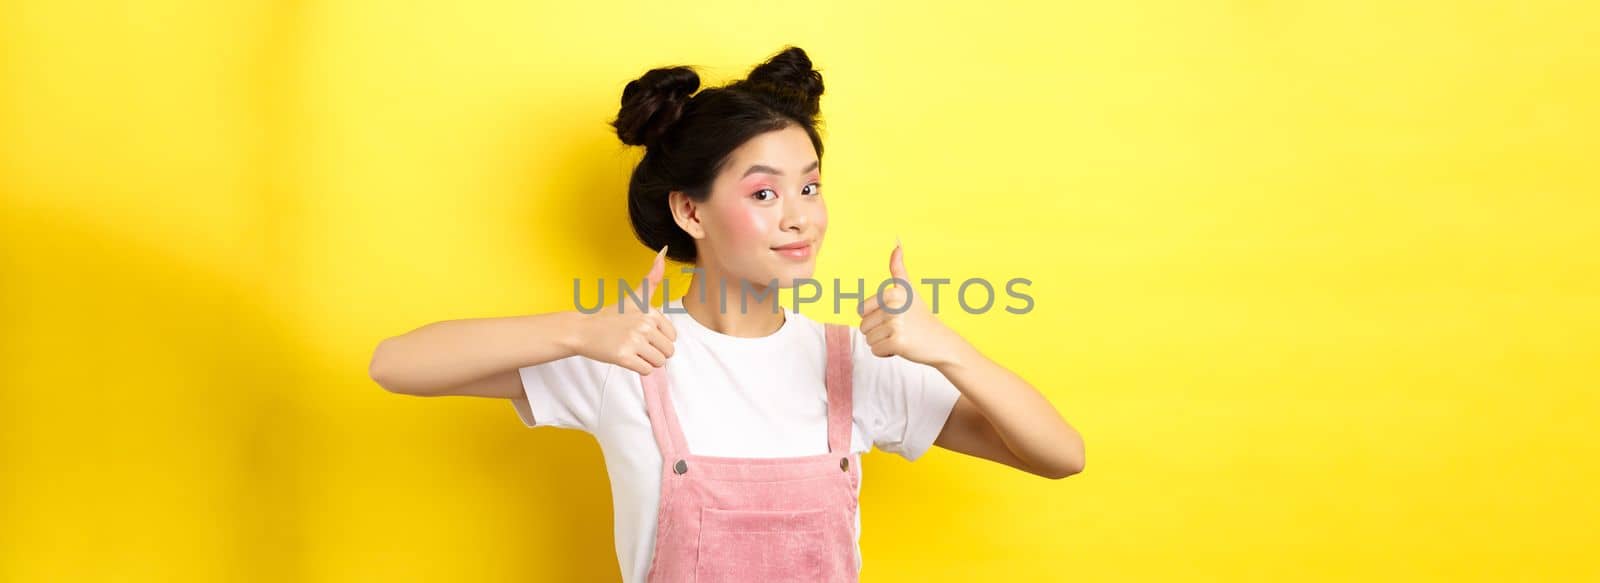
509, 297, 962, 583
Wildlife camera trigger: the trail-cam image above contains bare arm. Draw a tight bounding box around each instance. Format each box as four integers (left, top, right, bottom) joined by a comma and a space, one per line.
372, 247, 677, 400
930, 343, 1085, 480
368, 311, 586, 398
861, 242, 1084, 479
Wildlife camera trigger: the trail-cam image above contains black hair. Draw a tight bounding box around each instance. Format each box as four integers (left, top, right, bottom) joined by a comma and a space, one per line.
610, 46, 826, 263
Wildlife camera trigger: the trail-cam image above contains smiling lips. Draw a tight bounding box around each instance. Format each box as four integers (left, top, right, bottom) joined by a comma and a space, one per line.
772, 240, 813, 260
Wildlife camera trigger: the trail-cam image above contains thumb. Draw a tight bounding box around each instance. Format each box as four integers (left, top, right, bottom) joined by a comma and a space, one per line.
888, 237, 908, 282
643, 245, 667, 310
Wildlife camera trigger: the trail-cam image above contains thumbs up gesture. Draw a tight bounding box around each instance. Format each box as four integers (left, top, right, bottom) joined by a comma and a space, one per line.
858, 240, 967, 367
572, 246, 678, 375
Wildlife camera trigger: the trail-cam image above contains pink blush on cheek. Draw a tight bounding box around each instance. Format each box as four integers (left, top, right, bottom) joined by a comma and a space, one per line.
713, 202, 776, 248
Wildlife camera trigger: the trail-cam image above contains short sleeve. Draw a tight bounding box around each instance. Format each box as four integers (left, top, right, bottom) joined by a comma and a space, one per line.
850, 327, 961, 461
509, 355, 615, 432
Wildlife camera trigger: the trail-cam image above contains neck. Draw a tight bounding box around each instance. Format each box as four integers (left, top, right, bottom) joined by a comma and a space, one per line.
678, 263, 786, 338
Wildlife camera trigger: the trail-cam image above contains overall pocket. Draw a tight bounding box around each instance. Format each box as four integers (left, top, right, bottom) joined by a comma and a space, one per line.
692, 506, 830, 583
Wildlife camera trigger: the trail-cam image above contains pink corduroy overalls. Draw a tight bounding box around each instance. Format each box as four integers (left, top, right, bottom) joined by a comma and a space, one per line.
639, 322, 861, 583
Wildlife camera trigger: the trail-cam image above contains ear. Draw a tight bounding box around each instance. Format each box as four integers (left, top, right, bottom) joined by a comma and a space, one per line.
668, 190, 707, 240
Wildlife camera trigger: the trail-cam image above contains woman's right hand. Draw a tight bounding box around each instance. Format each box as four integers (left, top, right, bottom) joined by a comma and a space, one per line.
571, 246, 678, 375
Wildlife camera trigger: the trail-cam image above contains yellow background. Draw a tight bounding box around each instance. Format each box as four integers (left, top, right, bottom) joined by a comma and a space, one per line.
3, 1, 1596, 581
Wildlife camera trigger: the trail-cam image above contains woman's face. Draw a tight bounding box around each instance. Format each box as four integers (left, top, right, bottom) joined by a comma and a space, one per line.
671, 124, 827, 292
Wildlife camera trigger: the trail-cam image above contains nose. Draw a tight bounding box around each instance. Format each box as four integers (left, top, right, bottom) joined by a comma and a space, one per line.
779, 193, 808, 232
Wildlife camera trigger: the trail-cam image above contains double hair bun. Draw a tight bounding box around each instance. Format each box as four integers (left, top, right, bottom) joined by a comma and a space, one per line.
612, 46, 825, 148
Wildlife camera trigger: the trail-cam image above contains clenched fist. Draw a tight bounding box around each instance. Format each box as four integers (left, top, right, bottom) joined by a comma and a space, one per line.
857, 240, 968, 367
572, 246, 679, 375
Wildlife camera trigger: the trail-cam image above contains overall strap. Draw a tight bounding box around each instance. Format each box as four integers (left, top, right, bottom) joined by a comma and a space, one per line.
823, 323, 855, 454
639, 365, 689, 461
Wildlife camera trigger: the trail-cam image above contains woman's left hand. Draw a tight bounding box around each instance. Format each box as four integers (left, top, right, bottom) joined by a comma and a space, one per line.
858, 241, 971, 368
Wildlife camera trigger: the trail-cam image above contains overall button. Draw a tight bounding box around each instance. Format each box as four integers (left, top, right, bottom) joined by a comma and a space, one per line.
840, 457, 849, 471
674, 459, 688, 475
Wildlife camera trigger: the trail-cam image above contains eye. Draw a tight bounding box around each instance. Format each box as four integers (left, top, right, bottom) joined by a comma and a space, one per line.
803, 182, 821, 196
752, 188, 777, 201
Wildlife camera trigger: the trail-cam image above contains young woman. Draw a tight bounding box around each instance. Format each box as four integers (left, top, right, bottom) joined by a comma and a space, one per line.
370, 46, 1084, 583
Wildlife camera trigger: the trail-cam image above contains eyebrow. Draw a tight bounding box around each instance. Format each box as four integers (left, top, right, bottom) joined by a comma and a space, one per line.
741, 160, 821, 179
